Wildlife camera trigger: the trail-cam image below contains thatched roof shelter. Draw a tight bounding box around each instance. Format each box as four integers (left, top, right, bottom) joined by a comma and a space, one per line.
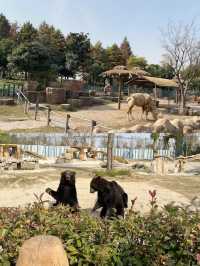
130, 67, 150, 77
102, 65, 137, 109
127, 75, 178, 88
102, 65, 136, 78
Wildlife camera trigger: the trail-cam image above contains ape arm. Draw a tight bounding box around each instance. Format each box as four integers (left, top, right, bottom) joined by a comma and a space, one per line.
92, 200, 102, 212
45, 187, 61, 202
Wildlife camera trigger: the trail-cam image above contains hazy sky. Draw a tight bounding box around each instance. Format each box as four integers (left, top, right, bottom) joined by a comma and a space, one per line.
1, 0, 200, 64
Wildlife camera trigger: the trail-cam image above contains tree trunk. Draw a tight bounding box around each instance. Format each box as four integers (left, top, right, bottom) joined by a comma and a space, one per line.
179, 87, 186, 114
107, 133, 114, 170
118, 79, 122, 110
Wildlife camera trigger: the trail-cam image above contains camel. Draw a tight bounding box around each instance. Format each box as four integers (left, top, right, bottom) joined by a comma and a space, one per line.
127, 93, 158, 121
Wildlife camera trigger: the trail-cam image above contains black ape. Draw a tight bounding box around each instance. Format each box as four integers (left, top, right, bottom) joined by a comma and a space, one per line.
46, 170, 79, 209
90, 175, 128, 218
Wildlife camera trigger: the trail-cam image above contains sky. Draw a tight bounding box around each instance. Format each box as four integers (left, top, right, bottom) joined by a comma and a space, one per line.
1, 0, 200, 64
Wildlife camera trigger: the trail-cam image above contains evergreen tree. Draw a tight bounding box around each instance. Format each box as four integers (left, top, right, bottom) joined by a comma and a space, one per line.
120, 37, 132, 64
17, 22, 37, 43
9, 22, 19, 41
65, 32, 91, 78
0, 39, 14, 77
38, 22, 65, 74
106, 44, 125, 68
127, 55, 147, 69
88, 41, 107, 82
0, 14, 11, 39
8, 41, 52, 79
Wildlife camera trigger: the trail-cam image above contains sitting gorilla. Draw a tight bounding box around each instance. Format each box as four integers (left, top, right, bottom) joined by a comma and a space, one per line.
90, 175, 128, 218
46, 170, 79, 210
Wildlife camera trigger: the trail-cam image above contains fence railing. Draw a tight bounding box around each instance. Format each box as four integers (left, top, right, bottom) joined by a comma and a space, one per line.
20, 144, 175, 160
11, 130, 200, 160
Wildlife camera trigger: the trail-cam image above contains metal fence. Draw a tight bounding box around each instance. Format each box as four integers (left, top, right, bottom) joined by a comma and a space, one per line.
11, 132, 177, 160
20, 144, 175, 160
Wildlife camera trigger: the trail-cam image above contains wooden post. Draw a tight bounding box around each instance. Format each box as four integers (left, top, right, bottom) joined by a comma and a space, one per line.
128, 85, 130, 96
47, 106, 51, 126
90, 120, 97, 146
154, 84, 157, 101
65, 114, 71, 133
107, 133, 114, 170
24, 101, 28, 114
34, 98, 39, 121
118, 79, 122, 110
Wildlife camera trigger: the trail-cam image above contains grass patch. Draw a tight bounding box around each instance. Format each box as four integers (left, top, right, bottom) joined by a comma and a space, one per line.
0, 105, 28, 119
94, 168, 131, 177
0, 131, 12, 143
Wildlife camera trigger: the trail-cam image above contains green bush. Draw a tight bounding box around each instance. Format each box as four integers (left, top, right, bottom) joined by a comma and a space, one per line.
1, 194, 200, 266
0, 131, 12, 144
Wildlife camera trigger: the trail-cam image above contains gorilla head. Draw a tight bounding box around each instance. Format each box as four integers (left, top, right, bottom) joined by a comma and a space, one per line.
60, 171, 76, 186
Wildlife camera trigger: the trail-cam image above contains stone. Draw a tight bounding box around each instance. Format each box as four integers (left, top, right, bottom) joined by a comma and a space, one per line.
61, 104, 71, 111
16, 235, 69, 266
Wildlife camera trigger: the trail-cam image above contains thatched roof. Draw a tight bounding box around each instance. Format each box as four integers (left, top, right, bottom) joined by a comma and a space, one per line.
130, 67, 150, 77
102, 65, 136, 78
127, 75, 179, 88
143, 76, 179, 88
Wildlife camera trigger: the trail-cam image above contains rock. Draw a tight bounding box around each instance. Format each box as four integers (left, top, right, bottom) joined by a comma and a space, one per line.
153, 118, 178, 134
61, 104, 71, 111
16, 235, 69, 266
118, 128, 132, 133
129, 125, 152, 133
132, 163, 151, 172
93, 126, 105, 133
171, 119, 184, 134
183, 118, 196, 129
192, 116, 200, 129
183, 125, 193, 134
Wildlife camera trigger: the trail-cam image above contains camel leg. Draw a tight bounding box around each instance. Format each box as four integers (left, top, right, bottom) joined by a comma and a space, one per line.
127, 104, 134, 121
130, 106, 135, 120
140, 110, 143, 120
145, 110, 148, 120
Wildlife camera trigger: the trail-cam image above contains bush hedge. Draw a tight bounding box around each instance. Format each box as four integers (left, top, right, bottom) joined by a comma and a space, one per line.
1, 193, 200, 266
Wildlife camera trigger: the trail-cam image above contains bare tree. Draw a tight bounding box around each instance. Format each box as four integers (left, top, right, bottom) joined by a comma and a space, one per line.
162, 21, 200, 113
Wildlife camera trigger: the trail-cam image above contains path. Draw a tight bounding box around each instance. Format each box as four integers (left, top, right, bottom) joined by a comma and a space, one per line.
0, 177, 190, 213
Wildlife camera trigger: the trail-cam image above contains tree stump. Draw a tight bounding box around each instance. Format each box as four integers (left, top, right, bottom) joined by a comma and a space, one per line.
16, 235, 69, 266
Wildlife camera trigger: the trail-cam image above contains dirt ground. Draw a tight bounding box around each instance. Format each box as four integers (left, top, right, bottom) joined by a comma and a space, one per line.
0, 100, 196, 132
0, 167, 199, 213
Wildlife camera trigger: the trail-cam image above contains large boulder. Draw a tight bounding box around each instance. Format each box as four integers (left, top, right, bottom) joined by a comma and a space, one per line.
183, 125, 193, 134
171, 119, 184, 134
153, 118, 178, 134
118, 127, 132, 133
93, 126, 105, 134
192, 116, 200, 129
16, 235, 69, 266
129, 124, 152, 133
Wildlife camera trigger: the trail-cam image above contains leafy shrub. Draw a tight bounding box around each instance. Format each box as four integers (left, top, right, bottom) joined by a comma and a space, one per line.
0, 131, 12, 144
1, 193, 200, 265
